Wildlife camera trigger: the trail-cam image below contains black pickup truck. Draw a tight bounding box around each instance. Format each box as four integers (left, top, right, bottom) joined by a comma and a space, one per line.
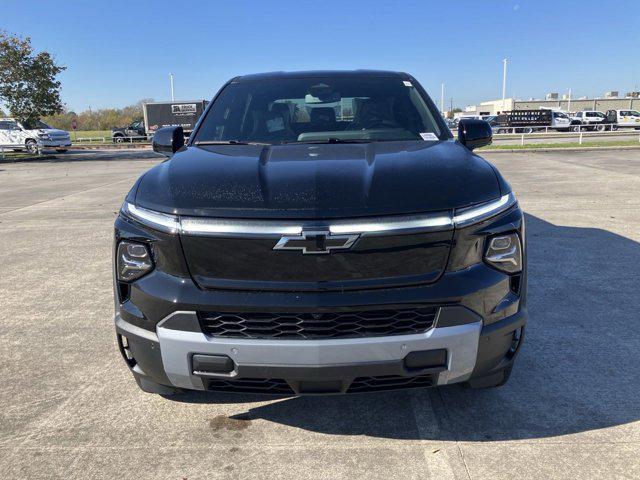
113, 70, 527, 396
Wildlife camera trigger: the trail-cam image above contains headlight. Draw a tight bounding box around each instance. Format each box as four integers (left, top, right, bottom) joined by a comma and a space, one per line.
484, 232, 522, 273
121, 202, 180, 233
116, 240, 153, 281
453, 193, 517, 227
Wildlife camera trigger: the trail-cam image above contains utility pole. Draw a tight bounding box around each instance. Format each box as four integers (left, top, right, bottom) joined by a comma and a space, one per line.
502, 58, 508, 103
567, 88, 572, 112
441, 83, 445, 115
170, 73, 175, 101
450, 97, 453, 114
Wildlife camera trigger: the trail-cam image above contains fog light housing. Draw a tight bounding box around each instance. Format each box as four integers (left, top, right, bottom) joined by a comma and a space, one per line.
117, 240, 153, 281
484, 233, 522, 273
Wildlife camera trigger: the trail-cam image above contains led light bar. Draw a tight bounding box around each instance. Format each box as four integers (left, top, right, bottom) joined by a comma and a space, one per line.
123, 194, 515, 237
180, 217, 302, 236
122, 202, 180, 233
452, 193, 516, 227
329, 214, 452, 234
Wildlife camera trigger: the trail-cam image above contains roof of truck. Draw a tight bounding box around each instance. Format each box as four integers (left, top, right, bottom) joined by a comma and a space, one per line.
233, 70, 410, 82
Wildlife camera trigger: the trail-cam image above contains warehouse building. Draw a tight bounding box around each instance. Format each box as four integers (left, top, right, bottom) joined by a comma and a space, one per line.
459, 91, 640, 117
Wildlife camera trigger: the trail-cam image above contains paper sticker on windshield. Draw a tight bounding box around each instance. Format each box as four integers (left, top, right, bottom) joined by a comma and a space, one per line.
403, 81, 413, 87
266, 117, 285, 132
420, 132, 438, 141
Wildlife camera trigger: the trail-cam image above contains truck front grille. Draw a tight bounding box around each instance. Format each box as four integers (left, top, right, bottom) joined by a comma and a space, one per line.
203, 374, 436, 395
198, 306, 439, 340
346, 374, 435, 393
205, 378, 293, 394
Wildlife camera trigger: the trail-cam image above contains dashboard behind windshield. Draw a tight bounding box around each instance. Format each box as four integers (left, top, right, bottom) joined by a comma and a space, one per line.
193, 76, 446, 145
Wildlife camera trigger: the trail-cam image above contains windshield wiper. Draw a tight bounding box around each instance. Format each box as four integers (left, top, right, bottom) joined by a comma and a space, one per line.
284, 138, 372, 144
194, 140, 270, 146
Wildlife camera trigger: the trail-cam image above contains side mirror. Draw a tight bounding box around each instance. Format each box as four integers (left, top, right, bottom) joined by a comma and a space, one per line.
152, 126, 185, 156
457, 119, 492, 151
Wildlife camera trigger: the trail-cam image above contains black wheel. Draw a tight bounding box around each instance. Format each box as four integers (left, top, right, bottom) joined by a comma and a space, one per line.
611, 125, 618, 131
595, 124, 605, 132
113, 135, 125, 144
571, 125, 581, 132
55, 149, 68, 153
25, 139, 38, 154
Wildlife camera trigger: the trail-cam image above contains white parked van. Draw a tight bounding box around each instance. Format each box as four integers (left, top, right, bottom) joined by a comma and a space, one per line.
0, 118, 71, 153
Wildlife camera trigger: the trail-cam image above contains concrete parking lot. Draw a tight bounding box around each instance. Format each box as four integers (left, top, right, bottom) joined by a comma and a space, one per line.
1, 148, 639, 479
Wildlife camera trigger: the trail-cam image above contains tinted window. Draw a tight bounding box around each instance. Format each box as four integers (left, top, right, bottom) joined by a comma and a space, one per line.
22, 119, 51, 129
0, 121, 18, 130
194, 76, 444, 144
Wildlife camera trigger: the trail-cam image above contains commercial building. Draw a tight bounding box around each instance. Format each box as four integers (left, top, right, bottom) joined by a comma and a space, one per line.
458, 92, 640, 118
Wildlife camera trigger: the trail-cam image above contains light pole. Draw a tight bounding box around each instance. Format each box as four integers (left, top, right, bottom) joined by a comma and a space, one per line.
441, 82, 445, 115
502, 59, 508, 103
170, 73, 175, 101
567, 88, 572, 112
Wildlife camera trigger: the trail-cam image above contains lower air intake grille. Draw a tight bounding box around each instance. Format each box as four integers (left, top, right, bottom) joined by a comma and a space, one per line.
205, 378, 293, 395
198, 306, 439, 340
347, 374, 435, 393
204, 375, 436, 395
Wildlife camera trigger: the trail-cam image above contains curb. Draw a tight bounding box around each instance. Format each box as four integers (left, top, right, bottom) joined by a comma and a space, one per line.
70, 144, 152, 150
481, 145, 640, 153
0, 154, 57, 164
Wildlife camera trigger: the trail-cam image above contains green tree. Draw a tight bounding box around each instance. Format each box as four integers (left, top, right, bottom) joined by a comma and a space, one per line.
0, 31, 65, 125
43, 99, 153, 131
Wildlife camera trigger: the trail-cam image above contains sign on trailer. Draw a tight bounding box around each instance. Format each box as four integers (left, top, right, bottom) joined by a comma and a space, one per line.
143, 100, 208, 135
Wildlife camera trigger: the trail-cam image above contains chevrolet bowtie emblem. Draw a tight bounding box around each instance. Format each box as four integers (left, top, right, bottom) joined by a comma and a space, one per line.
273, 231, 359, 254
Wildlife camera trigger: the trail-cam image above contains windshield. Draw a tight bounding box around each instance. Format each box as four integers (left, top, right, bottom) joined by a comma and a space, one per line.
193, 76, 444, 144
22, 119, 53, 130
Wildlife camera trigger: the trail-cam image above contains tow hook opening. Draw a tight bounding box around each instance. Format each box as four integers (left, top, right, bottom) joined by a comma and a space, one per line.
117, 333, 137, 368
506, 326, 524, 359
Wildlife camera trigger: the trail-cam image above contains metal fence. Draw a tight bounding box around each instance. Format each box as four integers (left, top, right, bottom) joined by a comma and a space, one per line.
73, 135, 151, 144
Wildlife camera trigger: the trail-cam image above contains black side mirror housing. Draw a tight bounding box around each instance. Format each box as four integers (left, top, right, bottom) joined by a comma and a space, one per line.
457, 119, 492, 151
152, 126, 185, 156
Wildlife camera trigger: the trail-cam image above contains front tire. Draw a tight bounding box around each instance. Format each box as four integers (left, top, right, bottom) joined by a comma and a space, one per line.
25, 139, 38, 154
113, 135, 125, 144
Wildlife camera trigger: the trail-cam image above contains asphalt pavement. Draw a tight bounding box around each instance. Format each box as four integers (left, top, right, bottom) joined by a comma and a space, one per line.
1, 148, 639, 479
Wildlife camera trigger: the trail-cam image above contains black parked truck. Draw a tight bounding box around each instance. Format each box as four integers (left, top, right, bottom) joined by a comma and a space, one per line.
491, 109, 571, 133
111, 100, 209, 142
114, 70, 527, 396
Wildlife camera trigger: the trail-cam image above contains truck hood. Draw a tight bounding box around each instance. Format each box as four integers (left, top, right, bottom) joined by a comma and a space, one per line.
36, 128, 69, 136
134, 140, 504, 219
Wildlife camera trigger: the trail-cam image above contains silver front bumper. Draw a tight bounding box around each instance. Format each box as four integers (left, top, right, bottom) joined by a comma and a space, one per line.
40, 140, 71, 147
126, 311, 484, 390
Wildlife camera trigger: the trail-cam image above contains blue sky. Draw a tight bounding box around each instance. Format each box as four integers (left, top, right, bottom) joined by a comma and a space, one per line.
2, 0, 639, 111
